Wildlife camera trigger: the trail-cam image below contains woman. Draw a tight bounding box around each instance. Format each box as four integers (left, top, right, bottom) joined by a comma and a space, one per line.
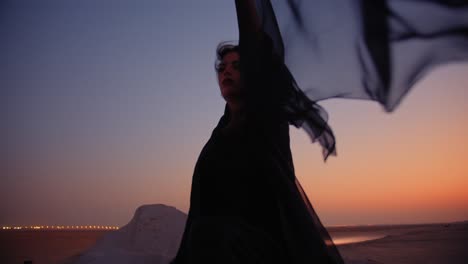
169, 0, 468, 262
170, 0, 343, 263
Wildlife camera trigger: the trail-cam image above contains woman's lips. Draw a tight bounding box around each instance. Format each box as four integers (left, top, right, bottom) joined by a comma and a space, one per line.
222, 78, 234, 86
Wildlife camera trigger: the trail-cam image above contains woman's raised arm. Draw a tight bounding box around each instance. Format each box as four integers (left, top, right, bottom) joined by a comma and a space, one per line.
234, 0, 261, 38
233, 0, 284, 121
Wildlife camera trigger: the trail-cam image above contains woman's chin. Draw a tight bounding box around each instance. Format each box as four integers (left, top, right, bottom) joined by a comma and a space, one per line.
221, 87, 239, 99
221, 91, 243, 103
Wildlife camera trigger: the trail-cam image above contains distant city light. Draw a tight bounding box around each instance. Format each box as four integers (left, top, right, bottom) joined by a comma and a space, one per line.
1, 225, 119, 230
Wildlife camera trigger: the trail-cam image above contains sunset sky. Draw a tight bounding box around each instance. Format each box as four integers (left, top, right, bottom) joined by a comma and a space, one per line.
2, 1, 468, 227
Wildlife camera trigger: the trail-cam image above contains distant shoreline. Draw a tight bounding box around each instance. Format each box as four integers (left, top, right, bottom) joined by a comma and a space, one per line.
2, 219, 465, 232
327, 220, 466, 232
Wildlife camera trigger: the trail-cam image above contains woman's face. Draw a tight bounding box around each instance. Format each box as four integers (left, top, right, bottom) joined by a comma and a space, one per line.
217, 51, 242, 102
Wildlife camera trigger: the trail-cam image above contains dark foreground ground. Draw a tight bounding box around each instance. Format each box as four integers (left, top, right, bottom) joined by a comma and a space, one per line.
337, 222, 468, 264
1, 222, 467, 264
0, 230, 109, 264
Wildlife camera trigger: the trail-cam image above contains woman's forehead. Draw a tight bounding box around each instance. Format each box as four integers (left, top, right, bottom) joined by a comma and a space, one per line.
222, 52, 239, 63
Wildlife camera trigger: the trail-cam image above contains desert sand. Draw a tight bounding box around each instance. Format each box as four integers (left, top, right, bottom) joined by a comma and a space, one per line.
1, 205, 466, 264
336, 222, 468, 264
0, 230, 109, 264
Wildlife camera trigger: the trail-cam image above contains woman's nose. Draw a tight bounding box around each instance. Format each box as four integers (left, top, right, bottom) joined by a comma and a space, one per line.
223, 68, 232, 76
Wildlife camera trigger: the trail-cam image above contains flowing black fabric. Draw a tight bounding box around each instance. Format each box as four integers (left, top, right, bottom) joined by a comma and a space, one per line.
257, 0, 468, 158
170, 107, 344, 263
170, 1, 467, 263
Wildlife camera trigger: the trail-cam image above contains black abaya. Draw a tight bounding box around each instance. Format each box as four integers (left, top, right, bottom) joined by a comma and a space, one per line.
170, 22, 343, 264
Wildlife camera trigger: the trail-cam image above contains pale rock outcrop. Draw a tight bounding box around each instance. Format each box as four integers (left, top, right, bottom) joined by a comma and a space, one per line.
70, 204, 187, 264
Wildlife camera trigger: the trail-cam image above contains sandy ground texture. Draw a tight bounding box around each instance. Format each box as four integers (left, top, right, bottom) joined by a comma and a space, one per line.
337, 222, 468, 264
0, 230, 110, 264
1, 222, 466, 264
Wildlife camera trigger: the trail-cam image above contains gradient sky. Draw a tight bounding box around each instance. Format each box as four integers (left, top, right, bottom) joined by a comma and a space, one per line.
2, 1, 468, 227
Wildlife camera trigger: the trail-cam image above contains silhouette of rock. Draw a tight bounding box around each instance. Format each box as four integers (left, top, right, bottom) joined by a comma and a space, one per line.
70, 204, 187, 264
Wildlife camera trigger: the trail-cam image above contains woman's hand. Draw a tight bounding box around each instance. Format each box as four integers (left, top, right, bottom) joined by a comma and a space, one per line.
235, 0, 261, 36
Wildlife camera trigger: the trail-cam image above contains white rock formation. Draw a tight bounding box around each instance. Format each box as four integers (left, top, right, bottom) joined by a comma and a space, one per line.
70, 204, 187, 264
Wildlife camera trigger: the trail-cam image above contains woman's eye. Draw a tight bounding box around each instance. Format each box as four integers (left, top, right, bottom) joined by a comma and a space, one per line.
217, 64, 225, 73
232, 62, 240, 70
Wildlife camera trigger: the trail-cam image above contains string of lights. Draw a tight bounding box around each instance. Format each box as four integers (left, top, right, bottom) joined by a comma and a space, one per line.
1, 225, 119, 230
